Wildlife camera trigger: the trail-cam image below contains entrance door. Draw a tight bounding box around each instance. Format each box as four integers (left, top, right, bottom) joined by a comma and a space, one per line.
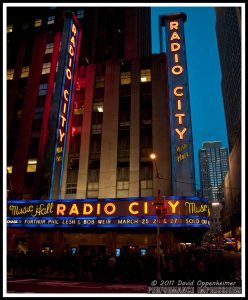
78, 245, 106, 256
122, 245, 138, 256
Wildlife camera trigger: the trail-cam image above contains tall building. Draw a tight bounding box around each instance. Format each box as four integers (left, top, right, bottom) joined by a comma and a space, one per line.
6, 6, 152, 200
81, 7, 151, 64
199, 141, 229, 203
6, 7, 209, 256
215, 7, 241, 249
198, 141, 229, 234
215, 7, 241, 152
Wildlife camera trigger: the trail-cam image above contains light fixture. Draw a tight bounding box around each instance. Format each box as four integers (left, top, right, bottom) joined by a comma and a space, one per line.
150, 153, 156, 160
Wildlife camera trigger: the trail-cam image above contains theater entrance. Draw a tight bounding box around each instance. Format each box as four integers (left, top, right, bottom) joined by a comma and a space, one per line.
78, 245, 106, 256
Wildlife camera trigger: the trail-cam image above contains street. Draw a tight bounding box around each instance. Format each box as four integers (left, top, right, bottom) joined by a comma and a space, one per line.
5, 250, 241, 295
222, 251, 241, 280
7, 277, 148, 294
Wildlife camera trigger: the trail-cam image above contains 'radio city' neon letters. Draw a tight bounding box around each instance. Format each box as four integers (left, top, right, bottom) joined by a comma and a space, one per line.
169, 20, 187, 140
56, 23, 77, 161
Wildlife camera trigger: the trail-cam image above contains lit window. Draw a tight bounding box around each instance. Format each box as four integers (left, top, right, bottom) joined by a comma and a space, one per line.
93, 102, 104, 112
42, 62, 51, 74
21, 66, 30, 78
47, 16, 55, 25
95, 75, 105, 88
34, 19, 42, 27
7, 25, 13, 33
7, 69, 14, 80
27, 159, 37, 172
121, 72, 131, 85
7, 166, 13, 174
140, 69, 151, 82
39, 84, 48, 96
117, 181, 129, 190
77, 10, 84, 19
45, 43, 54, 54
87, 182, 99, 191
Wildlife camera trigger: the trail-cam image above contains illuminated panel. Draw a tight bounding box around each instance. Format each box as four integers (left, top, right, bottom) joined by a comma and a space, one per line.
50, 14, 80, 198
163, 14, 196, 196
7, 197, 210, 228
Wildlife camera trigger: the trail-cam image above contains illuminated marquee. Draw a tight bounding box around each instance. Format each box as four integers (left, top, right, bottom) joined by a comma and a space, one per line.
7, 197, 210, 228
163, 13, 195, 195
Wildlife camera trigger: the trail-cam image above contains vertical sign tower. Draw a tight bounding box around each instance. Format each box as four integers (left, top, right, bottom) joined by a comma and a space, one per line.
161, 13, 195, 196
44, 12, 81, 199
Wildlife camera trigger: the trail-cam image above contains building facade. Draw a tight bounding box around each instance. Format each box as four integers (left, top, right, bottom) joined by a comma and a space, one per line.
198, 141, 229, 234
6, 7, 209, 256
215, 7, 241, 250
215, 7, 241, 152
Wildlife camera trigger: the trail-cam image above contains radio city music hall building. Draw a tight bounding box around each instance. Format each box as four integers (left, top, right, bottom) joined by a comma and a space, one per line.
6, 7, 210, 256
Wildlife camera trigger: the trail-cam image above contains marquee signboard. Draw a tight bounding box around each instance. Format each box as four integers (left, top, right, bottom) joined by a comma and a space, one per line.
163, 13, 196, 196
7, 197, 210, 228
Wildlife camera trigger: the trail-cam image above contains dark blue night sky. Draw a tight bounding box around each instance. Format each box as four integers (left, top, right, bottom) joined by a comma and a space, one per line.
151, 6, 229, 188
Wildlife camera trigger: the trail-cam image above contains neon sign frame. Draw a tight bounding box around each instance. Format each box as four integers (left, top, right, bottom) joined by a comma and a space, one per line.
163, 13, 196, 196
50, 14, 80, 199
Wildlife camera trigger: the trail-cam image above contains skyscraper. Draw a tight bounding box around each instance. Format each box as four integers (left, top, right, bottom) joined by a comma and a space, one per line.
199, 141, 229, 203
215, 7, 241, 152
215, 7, 242, 247
199, 141, 229, 234
81, 7, 151, 64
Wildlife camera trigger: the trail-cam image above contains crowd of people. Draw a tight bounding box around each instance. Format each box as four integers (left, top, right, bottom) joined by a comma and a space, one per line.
7, 247, 240, 285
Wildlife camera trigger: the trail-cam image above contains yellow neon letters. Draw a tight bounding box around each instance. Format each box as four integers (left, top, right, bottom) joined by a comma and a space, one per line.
104, 203, 116, 215
173, 86, 184, 97
129, 202, 139, 215
168, 201, 180, 213
175, 113, 185, 124
171, 42, 181, 52
172, 65, 183, 75
170, 31, 181, 41
169, 19, 188, 141
170, 21, 179, 30
175, 128, 187, 140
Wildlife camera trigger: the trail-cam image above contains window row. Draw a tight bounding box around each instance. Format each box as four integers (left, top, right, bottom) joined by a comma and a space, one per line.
120, 69, 151, 85
7, 60, 58, 81
7, 159, 37, 174
66, 180, 153, 197
93, 70, 152, 87
7, 16, 55, 33
8, 9, 84, 34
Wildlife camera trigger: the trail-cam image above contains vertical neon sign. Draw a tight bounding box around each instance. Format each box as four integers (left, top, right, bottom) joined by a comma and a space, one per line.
163, 13, 195, 196
49, 13, 80, 199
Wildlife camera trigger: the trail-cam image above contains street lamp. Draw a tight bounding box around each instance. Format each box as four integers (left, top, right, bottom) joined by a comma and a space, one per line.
150, 153, 162, 281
